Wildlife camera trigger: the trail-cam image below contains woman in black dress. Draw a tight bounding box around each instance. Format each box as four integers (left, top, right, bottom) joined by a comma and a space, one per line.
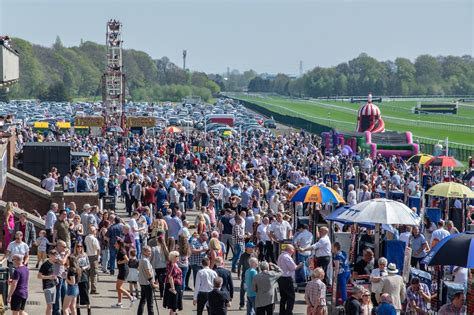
112, 238, 136, 308
74, 243, 91, 315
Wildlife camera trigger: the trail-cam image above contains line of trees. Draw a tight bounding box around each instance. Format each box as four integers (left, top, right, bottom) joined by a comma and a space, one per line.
2, 37, 220, 102
247, 53, 474, 97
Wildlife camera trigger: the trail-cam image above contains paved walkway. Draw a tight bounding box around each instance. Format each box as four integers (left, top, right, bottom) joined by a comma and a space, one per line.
8, 201, 309, 314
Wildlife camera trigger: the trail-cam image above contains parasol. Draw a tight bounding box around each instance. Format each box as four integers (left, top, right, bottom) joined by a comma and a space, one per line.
289, 185, 345, 204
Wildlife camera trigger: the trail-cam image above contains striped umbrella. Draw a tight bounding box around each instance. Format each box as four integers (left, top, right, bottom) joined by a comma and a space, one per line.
425, 156, 463, 168
407, 153, 433, 165
289, 185, 345, 204
422, 232, 474, 267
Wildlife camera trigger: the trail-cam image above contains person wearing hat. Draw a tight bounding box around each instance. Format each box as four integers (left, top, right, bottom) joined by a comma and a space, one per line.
237, 242, 257, 311
381, 263, 406, 314
345, 284, 364, 315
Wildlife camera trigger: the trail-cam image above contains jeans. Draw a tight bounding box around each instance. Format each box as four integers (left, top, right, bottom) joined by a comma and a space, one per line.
201, 193, 209, 207
247, 296, 256, 315
191, 264, 203, 288
215, 199, 223, 212
231, 244, 243, 271
137, 284, 154, 315
337, 272, 351, 304
135, 239, 141, 258
186, 193, 194, 210
179, 265, 188, 290
108, 247, 116, 274
53, 277, 66, 315
101, 249, 109, 272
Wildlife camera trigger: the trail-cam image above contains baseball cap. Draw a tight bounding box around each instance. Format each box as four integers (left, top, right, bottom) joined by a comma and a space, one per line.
245, 242, 256, 248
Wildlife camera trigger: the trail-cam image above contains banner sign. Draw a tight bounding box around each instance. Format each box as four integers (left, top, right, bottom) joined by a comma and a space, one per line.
74, 116, 105, 127
33, 122, 49, 129
126, 116, 156, 127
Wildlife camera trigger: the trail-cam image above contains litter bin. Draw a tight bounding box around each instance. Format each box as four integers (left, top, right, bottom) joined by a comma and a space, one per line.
0, 268, 9, 307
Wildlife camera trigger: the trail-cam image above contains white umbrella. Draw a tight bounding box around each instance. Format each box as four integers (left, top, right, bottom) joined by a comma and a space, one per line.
336, 198, 420, 226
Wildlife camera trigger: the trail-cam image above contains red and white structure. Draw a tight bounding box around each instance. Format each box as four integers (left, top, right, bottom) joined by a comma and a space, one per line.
356, 93, 385, 133
102, 19, 125, 128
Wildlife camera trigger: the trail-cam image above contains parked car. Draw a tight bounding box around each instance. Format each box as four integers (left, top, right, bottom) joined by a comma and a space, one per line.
264, 119, 277, 128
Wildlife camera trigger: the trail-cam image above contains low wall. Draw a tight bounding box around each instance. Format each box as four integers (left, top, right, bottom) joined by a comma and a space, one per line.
2, 171, 100, 216
8, 166, 41, 186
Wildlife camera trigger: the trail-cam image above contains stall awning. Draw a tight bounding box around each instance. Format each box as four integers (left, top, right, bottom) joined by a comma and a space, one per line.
56, 122, 71, 129
34, 122, 49, 129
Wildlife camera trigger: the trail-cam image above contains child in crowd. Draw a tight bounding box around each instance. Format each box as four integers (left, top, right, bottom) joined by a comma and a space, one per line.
127, 249, 139, 298
35, 230, 54, 268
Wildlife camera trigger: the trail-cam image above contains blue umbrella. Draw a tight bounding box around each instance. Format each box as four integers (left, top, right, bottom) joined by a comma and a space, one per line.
422, 232, 474, 268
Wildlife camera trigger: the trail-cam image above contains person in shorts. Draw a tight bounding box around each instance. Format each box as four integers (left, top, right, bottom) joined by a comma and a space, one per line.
36, 230, 54, 268
7, 254, 29, 315
38, 249, 59, 315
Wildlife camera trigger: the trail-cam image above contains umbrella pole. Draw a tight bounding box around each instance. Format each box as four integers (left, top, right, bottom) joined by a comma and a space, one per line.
437, 266, 443, 310
375, 223, 381, 259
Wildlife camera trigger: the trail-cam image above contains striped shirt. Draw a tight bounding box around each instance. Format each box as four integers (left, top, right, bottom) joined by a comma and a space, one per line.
232, 224, 245, 248
305, 279, 326, 307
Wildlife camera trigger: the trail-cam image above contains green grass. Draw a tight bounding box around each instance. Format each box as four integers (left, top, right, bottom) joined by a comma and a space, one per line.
233, 93, 474, 145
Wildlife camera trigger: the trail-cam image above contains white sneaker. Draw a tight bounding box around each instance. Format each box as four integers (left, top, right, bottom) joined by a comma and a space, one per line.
111, 303, 123, 308
129, 296, 136, 308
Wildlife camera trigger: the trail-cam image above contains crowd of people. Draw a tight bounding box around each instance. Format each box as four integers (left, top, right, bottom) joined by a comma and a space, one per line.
3, 102, 474, 315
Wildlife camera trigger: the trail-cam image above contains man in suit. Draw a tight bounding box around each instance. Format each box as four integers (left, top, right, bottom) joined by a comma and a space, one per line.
252, 261, 282, 315
14, 213, 36, 247
381, 263, 406, 314
208, 276, 231, 315
215, 257, 234, 301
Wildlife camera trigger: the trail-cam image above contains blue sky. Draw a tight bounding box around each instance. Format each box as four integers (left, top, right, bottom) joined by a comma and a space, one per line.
1, 0, 472, 74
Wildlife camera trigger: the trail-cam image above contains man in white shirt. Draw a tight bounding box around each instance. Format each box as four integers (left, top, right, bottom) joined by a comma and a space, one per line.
129, 211, 143, 258
430, 220, 451, 247
257, 217, 272, 262
194, 257, 217, 315
399, 226, 412, 247
307, 226, 331, 284
45, 203, 58, 244
347, 185, 357, 206
294, 224, 313, 262
269, 213, 292, 262
84, 226, 101, 294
